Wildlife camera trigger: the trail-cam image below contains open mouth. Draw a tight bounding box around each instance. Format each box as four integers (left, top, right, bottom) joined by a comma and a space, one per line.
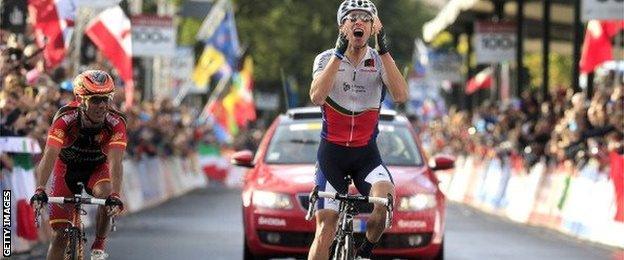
353, 28, 364, 38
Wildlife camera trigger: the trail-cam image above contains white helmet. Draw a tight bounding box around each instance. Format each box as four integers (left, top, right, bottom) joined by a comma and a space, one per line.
337, 0, 377, 26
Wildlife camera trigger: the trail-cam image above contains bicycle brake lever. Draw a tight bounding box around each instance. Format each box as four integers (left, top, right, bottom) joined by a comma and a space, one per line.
111, 216, 117, 232
305, 186, 320, 221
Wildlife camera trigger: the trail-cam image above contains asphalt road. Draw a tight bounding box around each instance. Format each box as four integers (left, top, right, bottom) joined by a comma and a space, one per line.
22, 185, 621, 260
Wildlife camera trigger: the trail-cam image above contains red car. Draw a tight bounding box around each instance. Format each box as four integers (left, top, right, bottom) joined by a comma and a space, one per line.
232, 107, 454, 259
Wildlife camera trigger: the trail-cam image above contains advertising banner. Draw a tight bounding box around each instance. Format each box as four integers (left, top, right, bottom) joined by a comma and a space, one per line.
474, 21, 516, 64
131, 15, 175, 57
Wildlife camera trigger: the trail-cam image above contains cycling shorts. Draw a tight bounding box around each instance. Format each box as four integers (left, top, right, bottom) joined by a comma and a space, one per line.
49, 159, 110, 229
315, 139, 393, 211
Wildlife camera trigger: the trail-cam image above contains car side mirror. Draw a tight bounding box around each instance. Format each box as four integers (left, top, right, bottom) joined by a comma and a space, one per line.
231, 150, 255, 168
429, 155, 455, 171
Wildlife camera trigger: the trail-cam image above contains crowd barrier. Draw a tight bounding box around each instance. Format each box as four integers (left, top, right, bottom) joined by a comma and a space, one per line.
443, 151, 624, 248
1, 154, 208, 255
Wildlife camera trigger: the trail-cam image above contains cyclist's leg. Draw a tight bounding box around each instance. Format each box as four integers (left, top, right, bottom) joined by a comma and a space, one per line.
309, 140, 349, 260
352, 142, 395, 257
86, 163, 112, 252
47, 160, 73, 260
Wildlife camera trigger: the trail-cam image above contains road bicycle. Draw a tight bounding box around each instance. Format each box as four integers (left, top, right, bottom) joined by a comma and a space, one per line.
34, 182, 116, 260
306, 182, 393, 260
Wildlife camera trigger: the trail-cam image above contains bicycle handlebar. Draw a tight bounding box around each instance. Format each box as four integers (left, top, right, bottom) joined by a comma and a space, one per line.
48, 196, 107, 206
305, 186, 394, 228
316, 191, 389, 206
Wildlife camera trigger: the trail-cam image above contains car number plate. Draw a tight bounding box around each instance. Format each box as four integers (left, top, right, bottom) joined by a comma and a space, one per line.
353, 218, 367, 233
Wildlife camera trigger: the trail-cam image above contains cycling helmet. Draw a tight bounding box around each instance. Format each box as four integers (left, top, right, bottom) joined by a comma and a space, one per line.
73, 70, 115, 99
337, 0, 377, 26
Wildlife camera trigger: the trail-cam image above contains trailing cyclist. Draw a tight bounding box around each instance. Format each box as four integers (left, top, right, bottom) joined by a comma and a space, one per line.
30, 70, 126, 260
308, 0, 408, 259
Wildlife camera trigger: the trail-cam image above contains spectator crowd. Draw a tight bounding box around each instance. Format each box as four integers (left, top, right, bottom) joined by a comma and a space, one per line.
0, 31, 262, 175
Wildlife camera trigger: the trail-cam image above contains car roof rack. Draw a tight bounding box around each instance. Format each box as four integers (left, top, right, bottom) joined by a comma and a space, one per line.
287, 107, 397, 121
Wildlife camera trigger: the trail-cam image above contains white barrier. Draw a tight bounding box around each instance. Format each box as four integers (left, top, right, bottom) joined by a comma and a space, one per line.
446, 154, 624, 249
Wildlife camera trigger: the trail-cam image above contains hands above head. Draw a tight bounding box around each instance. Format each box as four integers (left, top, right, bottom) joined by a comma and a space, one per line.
334, 32, 349, 60
373, 16, 389, 56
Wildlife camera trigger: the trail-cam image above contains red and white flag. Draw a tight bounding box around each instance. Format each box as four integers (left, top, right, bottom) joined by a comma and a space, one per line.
28, 0, 76, 69
85, 6, 134, 108
465, 67, 493, 95
580, 20, 624, 73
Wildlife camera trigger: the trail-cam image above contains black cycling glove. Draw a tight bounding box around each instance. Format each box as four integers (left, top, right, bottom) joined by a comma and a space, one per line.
30, 187, 48, 207
106, 193, 124, 212
334, 33, 349, 60
375, 28, 390, 55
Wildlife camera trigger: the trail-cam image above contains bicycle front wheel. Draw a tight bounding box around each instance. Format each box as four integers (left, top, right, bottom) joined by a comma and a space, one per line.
333, 234, 354, 260
65, 228, 84, 260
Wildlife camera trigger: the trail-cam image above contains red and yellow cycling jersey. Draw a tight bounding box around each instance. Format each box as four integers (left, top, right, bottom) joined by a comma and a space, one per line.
46, 102, 127, 165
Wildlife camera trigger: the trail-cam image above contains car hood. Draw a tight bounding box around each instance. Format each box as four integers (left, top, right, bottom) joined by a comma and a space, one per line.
257, 164, 437, 195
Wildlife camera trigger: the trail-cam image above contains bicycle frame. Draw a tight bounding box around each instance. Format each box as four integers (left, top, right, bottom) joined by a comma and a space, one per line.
306, 185, 393, 260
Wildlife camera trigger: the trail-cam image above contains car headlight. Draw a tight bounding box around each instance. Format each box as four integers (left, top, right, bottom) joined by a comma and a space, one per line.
252, 190, 293, 210
398, 194, 437, 211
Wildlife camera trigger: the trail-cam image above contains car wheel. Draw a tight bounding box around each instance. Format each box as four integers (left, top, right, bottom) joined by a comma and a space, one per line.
434, 239, 444, 260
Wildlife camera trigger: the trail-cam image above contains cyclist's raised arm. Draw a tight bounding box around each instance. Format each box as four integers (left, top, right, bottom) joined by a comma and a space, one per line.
374, 16, 408, 104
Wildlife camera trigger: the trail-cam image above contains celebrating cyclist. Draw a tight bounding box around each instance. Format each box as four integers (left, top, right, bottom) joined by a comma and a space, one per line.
30, 70, 126, 260
308, 0, 408, 259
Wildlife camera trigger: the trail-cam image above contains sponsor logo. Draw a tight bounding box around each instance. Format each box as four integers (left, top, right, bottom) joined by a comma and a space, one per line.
3, 190, 11, 257
53, 129, 65, 139
397, 219, 427, 229
342, 83, 366, 93
106, 114, 120, 126
258, 216, 287, 226
364, 58, 374, 67
110, 133, 124, 142
61, 112, 78, 123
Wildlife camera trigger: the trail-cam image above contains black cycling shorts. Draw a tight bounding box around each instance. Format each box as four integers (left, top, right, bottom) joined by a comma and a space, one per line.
314, 139, 393, 211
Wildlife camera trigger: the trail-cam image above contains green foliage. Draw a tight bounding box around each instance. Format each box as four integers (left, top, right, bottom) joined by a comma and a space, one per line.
525, 52, 573, 91
178, 17, 203, 46
233, 0, 435, 96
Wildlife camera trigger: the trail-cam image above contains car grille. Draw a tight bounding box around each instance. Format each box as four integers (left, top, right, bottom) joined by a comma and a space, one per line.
297, 194, 374, 214
257, 231, 433, 249
258, 231, 314, 247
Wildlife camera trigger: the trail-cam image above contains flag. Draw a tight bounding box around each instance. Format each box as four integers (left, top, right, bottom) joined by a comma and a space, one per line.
192, 6, 240, 89
465, 67, 493, 95
223, 58, 256, 129
85, 6, 134, 108
28, 0, 76, 69
580, 20, 624, 73
192, 46, 226, 89
206, 9, 240, 68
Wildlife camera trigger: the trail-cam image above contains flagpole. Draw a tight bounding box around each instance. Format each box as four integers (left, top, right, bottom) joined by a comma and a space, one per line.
280, 68, 290, 111
199, 70, 232, 121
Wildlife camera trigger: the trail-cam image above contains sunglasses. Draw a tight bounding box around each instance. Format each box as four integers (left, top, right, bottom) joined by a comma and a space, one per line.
343, 13, 373, 23
85, 95, 113, 105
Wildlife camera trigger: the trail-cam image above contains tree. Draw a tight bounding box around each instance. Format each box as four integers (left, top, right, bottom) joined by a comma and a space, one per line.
233, 0, 435, 103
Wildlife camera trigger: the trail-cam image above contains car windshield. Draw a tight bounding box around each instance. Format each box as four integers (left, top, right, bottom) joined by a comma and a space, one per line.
265, 120, 424, 166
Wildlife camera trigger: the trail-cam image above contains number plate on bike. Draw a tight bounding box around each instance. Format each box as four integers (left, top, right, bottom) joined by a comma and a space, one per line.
353, 218, 367, 233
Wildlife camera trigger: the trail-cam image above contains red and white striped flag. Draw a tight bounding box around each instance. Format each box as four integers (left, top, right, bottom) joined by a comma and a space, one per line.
85, 6, 134, 108
465, 67, 493, 95
28, 0, 76, 69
